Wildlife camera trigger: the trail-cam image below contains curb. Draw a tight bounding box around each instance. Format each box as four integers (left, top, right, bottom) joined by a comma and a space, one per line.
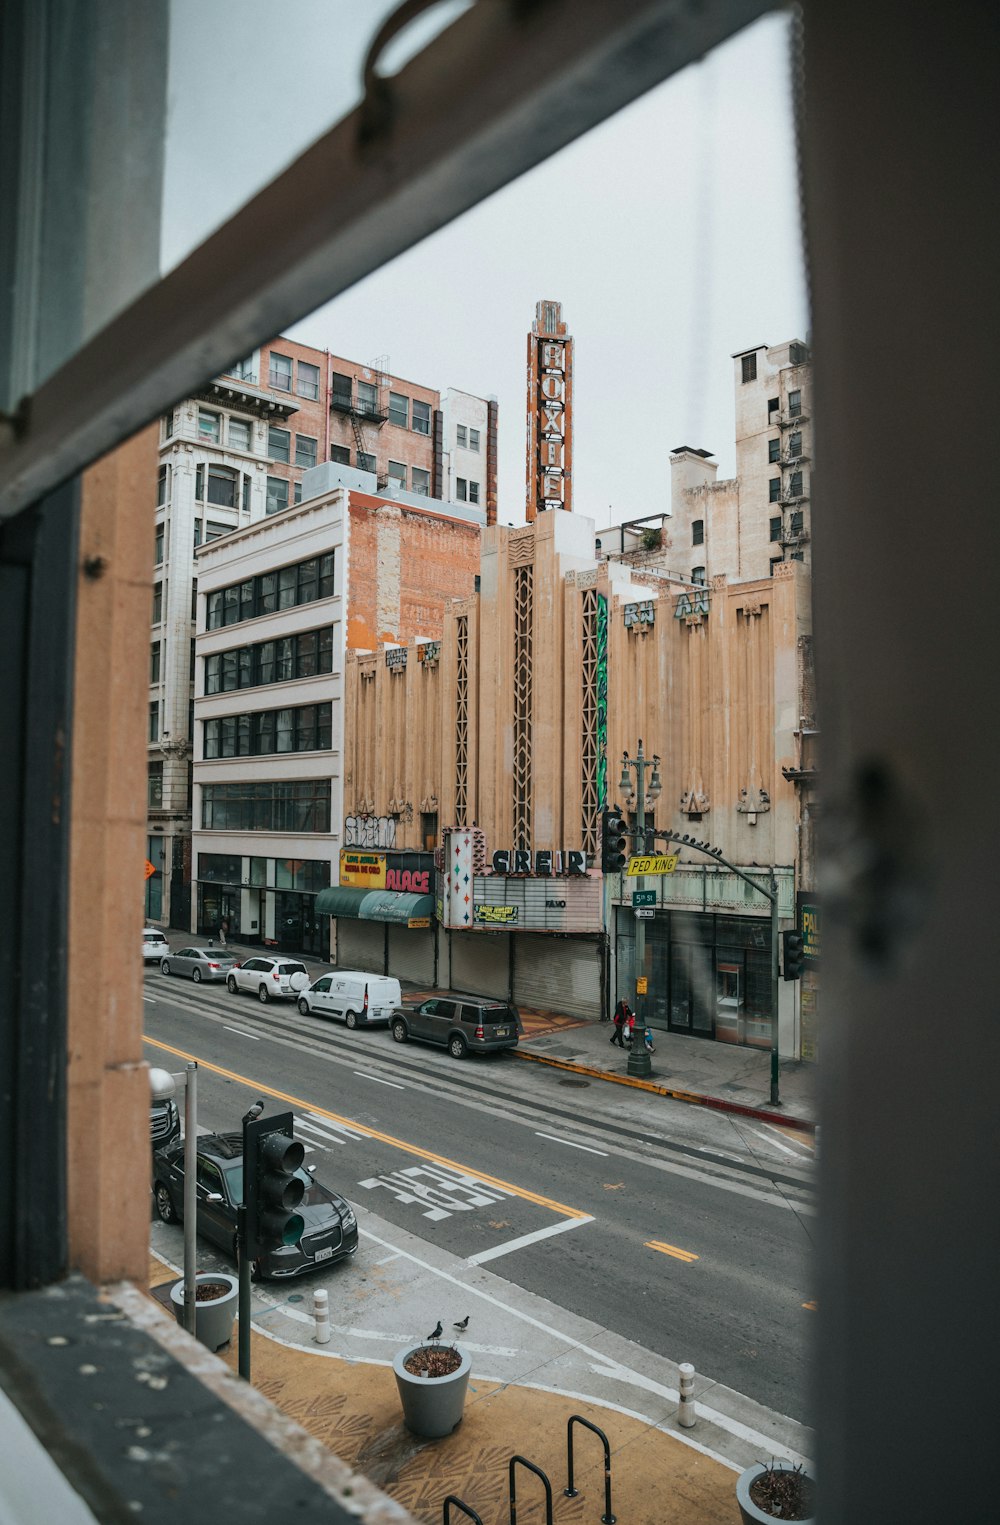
511, 1047, 816, 1134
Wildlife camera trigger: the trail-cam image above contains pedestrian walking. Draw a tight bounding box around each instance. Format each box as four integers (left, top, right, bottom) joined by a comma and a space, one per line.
610, 997, 631, 1048
219, 917, 228, 948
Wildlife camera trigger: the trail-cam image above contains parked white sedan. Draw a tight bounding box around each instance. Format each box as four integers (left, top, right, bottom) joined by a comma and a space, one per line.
226, 955, 309, 1003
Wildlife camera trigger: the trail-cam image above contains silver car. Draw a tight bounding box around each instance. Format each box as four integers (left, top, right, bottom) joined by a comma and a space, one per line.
226, 954, 309, 1003
159, 945, 239, 983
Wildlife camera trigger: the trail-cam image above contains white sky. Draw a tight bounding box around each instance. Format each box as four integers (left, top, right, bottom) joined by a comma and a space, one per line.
164, 5, 807, 527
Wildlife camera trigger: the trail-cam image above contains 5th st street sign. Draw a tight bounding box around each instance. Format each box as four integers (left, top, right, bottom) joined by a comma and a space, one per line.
625, 854, 679, 877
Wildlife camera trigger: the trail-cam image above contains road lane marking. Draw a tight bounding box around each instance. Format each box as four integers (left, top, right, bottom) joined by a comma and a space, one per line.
298, 1114, 364, 1145
143, 995, 158, 1004
745, 1125, 800, 1158
353, 1070, 405, 1090
223, 1025, 260, 1040
535, 1131, 608, 1157
468, 1215, 595, 1265
645, 1239, 699, 1264
143, 1035, 588, 1219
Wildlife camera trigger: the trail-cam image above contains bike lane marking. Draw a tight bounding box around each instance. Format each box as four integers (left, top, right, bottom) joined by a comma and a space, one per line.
144, 1035, 589, 1221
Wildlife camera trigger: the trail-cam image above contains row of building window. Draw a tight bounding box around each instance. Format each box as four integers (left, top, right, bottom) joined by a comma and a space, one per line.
261, 353, 320, 399
768, 431, 804, 463
205, 627, 334, 693
769, 471, 805, 502
201, 780, 331, 834
205, 552, 335, 630
203, 702, 333, 759
770, 511, 805, 541
388, 393, 431, 434
198, 851, 330, 893
455, 477, 480, 504
152, 582, 198, 627
455, 425, 481, 451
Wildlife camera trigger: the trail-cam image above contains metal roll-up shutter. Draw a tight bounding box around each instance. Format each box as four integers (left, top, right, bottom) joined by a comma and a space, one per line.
387, 925, 434, 985
450, 931, 510, 999
513, 935, 602, 1020
336, 919, 385, 973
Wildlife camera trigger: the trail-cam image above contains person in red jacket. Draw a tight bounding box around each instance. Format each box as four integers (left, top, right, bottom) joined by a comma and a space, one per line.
610, 997, 632, 1047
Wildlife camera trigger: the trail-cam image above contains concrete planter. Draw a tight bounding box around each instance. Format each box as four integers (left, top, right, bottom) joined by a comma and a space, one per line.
737, 1462, 816, 1524
393, 1345, 471, 1438
169, 1273, 239, 1353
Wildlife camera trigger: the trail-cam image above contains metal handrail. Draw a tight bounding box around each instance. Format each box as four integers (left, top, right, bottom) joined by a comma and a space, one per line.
509, 1455, 553, 1525
565, 1414, 616, 1523
443, 1496, 484, 1525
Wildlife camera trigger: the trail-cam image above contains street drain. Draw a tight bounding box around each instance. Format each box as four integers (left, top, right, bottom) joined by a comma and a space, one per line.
557, 1076, 590, 1087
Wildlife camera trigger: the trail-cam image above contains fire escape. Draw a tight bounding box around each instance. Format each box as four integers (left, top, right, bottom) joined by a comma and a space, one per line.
330, 356, 390, 482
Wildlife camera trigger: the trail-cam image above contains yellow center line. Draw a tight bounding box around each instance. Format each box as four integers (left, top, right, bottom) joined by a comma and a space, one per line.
144, 1035, 588, 1220
645, 1239, 700, 1263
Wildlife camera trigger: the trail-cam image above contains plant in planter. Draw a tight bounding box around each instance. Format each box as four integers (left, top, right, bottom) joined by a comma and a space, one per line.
393, 1342, 472, 1438
169, 1272, 239, 1353
736, 1459, 816, 1523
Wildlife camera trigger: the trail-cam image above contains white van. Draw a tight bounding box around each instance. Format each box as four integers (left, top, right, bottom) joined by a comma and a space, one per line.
297, 970, 401, 1028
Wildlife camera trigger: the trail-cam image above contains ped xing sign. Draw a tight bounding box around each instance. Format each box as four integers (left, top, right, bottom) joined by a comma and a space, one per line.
626, 854, 679, 877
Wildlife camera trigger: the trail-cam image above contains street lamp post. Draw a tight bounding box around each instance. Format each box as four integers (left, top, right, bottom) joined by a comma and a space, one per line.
657, 830, 781, 1107
619, 740, 662, 1080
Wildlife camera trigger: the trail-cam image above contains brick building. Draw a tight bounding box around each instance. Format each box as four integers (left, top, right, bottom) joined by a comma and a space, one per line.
147, 339, 496, 928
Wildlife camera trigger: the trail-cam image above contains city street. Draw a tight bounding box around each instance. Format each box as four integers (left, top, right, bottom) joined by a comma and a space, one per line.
145, 968, 816, 1427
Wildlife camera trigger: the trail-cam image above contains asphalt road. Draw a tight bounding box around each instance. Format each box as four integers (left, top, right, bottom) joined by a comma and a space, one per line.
144, 968, 816, 1422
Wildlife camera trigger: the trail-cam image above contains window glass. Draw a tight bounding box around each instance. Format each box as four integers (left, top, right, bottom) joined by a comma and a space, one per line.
330, 443, 350, 464
239, 579, 255, 621
411, 399, 430, 435
276, 708, 294, 752
319, 554, 335, 599
770, 517, 782, 542
769, 478, 781, 503
157, 464, 168, 506
221, 716, 236, 757
456, 477, 467, 501
791, 509, 804, 532
203, 719, 219, 759
255, 711, 275, 754
297, 706, 317, 751
318, 627, 334, 673
789, 431, 802, 458
456, 424, 467, 448
388, 392, 408, 428
275, 637, 294, 681
297, 631, 318, 677
154, 524, 164, 564
266, 476, 289, 515
223, 584, 240, 625
152, 583, 163, 623
295, 434, 317, 469
768, 438, 780, 463
741, 353, 757, 382
238, 647, 253, 688
790, 470, 804, 496
150, 642, 161, 683
148, 761, 163, 808
228, 417, 252, 450
298, 558, 318, 603
268, 426, 291, 463
242, 474, 251, 513
387, 460, 406, 487
411, 467, 430, 495
317, 702, 332, 749
692, 566, 706, 585
259, 570, 277, 615
469, 427, 480, 451
788, 389, 802, 416
357, 451, 375, 472
206, 590, 223, 629
331, 371, 352, 405
356, 380, 377, 414
205, 653, 222, 693
469, 480, 480, 504
207, 465, 237, 507
278, 565, 298, 609
149, 701, 159, 742
195, 463, 204, 500
268, 352, 292, 390
692, 519, 704, 545
222, 651, 238, 691
193, 518, 202, 548
198, 410, 220, 441
297, 360, 320, 400
257, 642, 274, 686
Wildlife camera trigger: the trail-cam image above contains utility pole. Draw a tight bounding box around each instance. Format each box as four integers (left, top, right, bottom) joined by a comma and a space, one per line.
618, 740, 662, 1080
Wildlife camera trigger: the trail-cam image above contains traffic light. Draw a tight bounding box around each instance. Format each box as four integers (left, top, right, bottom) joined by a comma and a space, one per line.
244, 1111, 305, 1258
782, 928, 806, 981
601, 808, 628, 874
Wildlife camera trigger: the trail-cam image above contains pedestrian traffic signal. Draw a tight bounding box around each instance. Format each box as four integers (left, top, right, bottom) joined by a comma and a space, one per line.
244, 1111, 305, 1258
601, 808, 628, 874
782, 928, 806, 981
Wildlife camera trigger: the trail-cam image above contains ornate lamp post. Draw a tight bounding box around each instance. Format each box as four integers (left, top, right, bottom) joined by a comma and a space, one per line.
618, 740, 662, 1079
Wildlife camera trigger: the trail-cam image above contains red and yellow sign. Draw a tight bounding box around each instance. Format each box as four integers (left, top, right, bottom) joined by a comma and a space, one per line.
339, 851, 386, 889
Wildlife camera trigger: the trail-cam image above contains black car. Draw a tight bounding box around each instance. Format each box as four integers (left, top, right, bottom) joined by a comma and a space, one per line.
152, 1132, 358, 1279
390, 995, 521, 1058
150, 1095, 181, 1153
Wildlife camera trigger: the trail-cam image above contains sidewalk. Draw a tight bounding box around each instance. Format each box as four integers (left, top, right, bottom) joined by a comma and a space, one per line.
144, 1207, 814, 1525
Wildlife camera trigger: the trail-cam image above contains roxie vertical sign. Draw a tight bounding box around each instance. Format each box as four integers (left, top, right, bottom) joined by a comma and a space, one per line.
525, 298, 573, 523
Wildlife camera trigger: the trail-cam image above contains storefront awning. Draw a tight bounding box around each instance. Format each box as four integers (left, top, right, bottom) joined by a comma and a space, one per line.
315, 887, 434, 927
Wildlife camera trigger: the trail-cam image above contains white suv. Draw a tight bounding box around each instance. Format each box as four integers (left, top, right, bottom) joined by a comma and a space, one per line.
226, 955, 309, 1003
142, 927, 168, 963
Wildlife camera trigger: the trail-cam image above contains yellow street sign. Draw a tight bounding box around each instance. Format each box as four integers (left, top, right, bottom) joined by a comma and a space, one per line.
626, 854, 678, 877
636, 976, 648, 995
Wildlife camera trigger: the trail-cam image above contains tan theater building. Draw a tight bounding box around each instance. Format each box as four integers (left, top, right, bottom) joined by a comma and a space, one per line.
342, 507, 815, 1056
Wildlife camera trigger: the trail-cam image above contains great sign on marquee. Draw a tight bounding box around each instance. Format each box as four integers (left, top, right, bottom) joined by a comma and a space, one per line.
490, 849, 587, 876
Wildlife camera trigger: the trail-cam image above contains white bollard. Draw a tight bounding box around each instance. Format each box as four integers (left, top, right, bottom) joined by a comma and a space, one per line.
313, 1288, 331, 1345
677, 1362, 697, 1427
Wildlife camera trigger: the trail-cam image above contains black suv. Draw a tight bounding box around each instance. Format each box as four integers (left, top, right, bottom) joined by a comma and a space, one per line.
390, 996, 521, 1059
150, 1095, 180, 1152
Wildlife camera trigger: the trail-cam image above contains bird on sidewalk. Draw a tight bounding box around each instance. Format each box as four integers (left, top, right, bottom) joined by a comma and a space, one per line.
453, 1315, 470, 1334
426, 1320, 443, 1343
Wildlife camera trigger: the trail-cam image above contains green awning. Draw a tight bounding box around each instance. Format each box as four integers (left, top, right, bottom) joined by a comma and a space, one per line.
315, 886, 434, 927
